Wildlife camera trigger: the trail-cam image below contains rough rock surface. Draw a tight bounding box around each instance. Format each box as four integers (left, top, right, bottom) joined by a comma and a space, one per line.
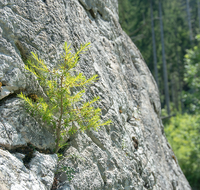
0, 98, 55, 150
0, 0, 191, 190
0, 149, 57, 190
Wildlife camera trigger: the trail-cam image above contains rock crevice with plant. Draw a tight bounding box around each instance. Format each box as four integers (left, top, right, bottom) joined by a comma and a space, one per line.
18, 42, 111, 153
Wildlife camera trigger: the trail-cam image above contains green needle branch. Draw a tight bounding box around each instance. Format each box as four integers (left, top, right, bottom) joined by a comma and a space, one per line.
18, 42, 111, 153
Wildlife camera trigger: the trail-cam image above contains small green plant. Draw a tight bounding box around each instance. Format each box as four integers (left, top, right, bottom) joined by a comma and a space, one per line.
56, 165, 76, 181
63, 166, 76, 181
18, 42, 111, 153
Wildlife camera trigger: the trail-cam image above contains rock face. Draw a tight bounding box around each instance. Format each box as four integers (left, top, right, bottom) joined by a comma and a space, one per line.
0, 98, 55, 150
0, 0, 191, 190
0, 149, 57, 190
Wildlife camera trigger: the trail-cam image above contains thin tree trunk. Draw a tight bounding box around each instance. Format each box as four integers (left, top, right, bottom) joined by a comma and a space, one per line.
174, 27, 184, 113
170, 70, 174, 109
55, 75, 64, 153
198, 0, 200, 29
170, 72, 179, 111
159, 0, 170, 115
186, 0, 193, 41
150, 0, 159, 87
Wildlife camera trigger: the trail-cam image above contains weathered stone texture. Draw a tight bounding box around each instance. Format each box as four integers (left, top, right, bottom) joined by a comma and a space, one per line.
0, 98, 55, 150
0, 0, 191, 189
0, 149, 57, 190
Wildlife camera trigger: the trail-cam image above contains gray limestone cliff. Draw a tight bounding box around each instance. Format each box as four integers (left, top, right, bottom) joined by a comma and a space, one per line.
0, 0, 191, 190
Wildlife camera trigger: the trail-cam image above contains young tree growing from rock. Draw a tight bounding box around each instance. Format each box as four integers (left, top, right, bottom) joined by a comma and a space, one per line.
18, 42, 111, 153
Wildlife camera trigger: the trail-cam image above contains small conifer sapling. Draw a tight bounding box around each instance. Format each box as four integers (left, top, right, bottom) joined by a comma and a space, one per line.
18, 42, 111, 153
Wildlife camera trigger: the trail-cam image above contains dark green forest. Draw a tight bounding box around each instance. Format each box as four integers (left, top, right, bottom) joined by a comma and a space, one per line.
118, 0, 200, 189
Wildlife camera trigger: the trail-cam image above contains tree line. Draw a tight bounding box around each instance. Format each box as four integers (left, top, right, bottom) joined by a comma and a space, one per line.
118, 0, 200, 115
